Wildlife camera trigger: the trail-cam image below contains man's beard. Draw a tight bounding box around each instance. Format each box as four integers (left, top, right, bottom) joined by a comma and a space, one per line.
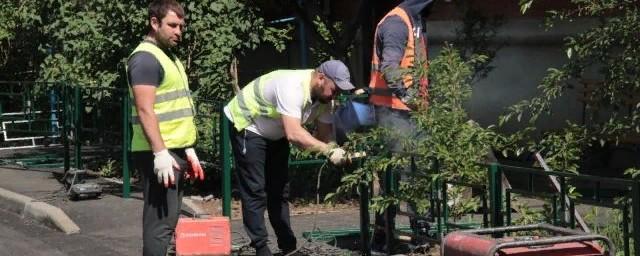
317, 97, 330, 104
311, 88, 331, 104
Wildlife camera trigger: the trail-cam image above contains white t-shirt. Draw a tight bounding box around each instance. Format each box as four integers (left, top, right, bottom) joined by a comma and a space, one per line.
224, 70, 332, 140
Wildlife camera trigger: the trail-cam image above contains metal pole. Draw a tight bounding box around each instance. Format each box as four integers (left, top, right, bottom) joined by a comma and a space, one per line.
384, 167, 394, 252
559, 177, 567, 226
552, 195, 558, 226
360, 180, 371, 256
434, 160, 442, 239
489, 163, 504, 232
61, 84, 70, 172
482, 187, 489, 228
505, 190, 511, 226
49, 89, 58, 134
569, 201, 576, 229
122, 88, 131, 198
623, 204, 630, 256
442, 180, 448, 233
221, 111, 232, 217
632, 182, 640, 256
74, 85, 82, 169
297, 0, 308, 68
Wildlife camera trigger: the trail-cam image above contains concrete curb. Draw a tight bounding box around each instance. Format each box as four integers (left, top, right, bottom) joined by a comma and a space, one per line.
0, 187, 80, 234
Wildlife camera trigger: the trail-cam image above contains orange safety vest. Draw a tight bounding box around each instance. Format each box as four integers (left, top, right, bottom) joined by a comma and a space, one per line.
369, 7, 428, 111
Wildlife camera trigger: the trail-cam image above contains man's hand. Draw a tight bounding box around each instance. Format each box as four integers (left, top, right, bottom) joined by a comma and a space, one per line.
153, 149, 180, 187
185, 148, 205, 181
325, 147, 348, 166
324, 148, 367, 166
354, 88, 368, 95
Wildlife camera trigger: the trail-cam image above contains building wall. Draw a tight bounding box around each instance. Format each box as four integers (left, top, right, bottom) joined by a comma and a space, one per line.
428, 18, 599, 132
239, 0, 593, 133
238, 1, 636, 171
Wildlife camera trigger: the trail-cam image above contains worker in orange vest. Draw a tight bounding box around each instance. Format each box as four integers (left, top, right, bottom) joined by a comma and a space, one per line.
368, 0, 435, 254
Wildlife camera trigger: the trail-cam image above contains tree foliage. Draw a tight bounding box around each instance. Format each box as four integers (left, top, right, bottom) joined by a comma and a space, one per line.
0, 1, 291, 189
1, 0, 291, 102
327, 46, 498, 215
501, 0, 640, 172
0, 0, 41, 79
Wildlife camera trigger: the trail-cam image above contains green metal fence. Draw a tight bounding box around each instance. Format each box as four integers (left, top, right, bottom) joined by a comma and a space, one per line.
0, 81, 132, 194
3, 81, 637, 255
0, 81, 66, 168
60, 84, 131, 196
487, 163, 639, 256
423, 163, 639, 255
0, 82, 63, 150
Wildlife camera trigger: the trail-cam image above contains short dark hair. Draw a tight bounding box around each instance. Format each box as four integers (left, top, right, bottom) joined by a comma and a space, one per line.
148, 0, 185, 21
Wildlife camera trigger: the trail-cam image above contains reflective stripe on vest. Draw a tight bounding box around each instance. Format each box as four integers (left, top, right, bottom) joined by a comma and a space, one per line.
127, 42, 197, 151
368, 7, 428, 111
227, 70, 314, 132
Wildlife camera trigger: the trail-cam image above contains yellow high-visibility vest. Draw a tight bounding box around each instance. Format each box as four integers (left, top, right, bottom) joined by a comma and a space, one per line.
127, 42, 197, 152
227, 69, 327, 131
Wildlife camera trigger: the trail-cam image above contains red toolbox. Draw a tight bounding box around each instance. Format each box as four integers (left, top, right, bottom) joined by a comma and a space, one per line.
442, 223, 614, 256
175, 217, 231, 256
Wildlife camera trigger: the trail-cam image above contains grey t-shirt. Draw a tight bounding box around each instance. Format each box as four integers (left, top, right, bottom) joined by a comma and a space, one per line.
127, 42, 178, 87
128, 52, 164, 87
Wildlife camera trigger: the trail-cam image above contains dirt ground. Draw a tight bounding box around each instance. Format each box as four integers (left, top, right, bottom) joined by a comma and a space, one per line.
189, 197, 443, 255
189, 196, 359, 220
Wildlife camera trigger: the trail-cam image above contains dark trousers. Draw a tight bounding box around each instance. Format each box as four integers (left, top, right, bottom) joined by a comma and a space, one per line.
230, 126, 297, 255
133, 149, 186, 256
372, 106, 421, 250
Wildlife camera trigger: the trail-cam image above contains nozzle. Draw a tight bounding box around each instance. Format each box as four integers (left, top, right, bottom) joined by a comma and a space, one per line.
348, 151, 367, 160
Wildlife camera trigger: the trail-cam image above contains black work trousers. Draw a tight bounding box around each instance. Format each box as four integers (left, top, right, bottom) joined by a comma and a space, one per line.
133, 149, 186, 256
372, 106, 421, 250
230, 126, 297, 256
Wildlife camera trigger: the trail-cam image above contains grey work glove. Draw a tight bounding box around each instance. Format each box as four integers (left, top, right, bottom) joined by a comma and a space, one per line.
153, 149, 181, 188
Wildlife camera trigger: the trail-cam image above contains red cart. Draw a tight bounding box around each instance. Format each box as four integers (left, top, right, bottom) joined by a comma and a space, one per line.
442, 223, 614, 256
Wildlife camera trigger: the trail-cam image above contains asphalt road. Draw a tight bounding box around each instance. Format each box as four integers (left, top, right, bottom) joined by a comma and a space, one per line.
0, 208, 140, 256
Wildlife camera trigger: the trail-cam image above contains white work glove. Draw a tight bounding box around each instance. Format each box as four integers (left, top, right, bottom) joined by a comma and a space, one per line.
153, 149, 180, 188
185, 148, 205, 181
325, 147, 348, 166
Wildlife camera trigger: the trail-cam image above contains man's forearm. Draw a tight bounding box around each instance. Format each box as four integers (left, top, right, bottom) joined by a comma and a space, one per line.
282, 115, 331, 153
137, 107, 166, 152
287, 128, 330, 153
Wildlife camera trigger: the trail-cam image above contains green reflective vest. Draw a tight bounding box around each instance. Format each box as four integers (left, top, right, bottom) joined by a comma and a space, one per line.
127, 42, 197, 152
227, 69, 327, 131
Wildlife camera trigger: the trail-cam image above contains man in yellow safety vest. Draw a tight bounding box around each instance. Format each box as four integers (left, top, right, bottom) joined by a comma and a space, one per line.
126, 1, 204, 255
224, 60, 355, 255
